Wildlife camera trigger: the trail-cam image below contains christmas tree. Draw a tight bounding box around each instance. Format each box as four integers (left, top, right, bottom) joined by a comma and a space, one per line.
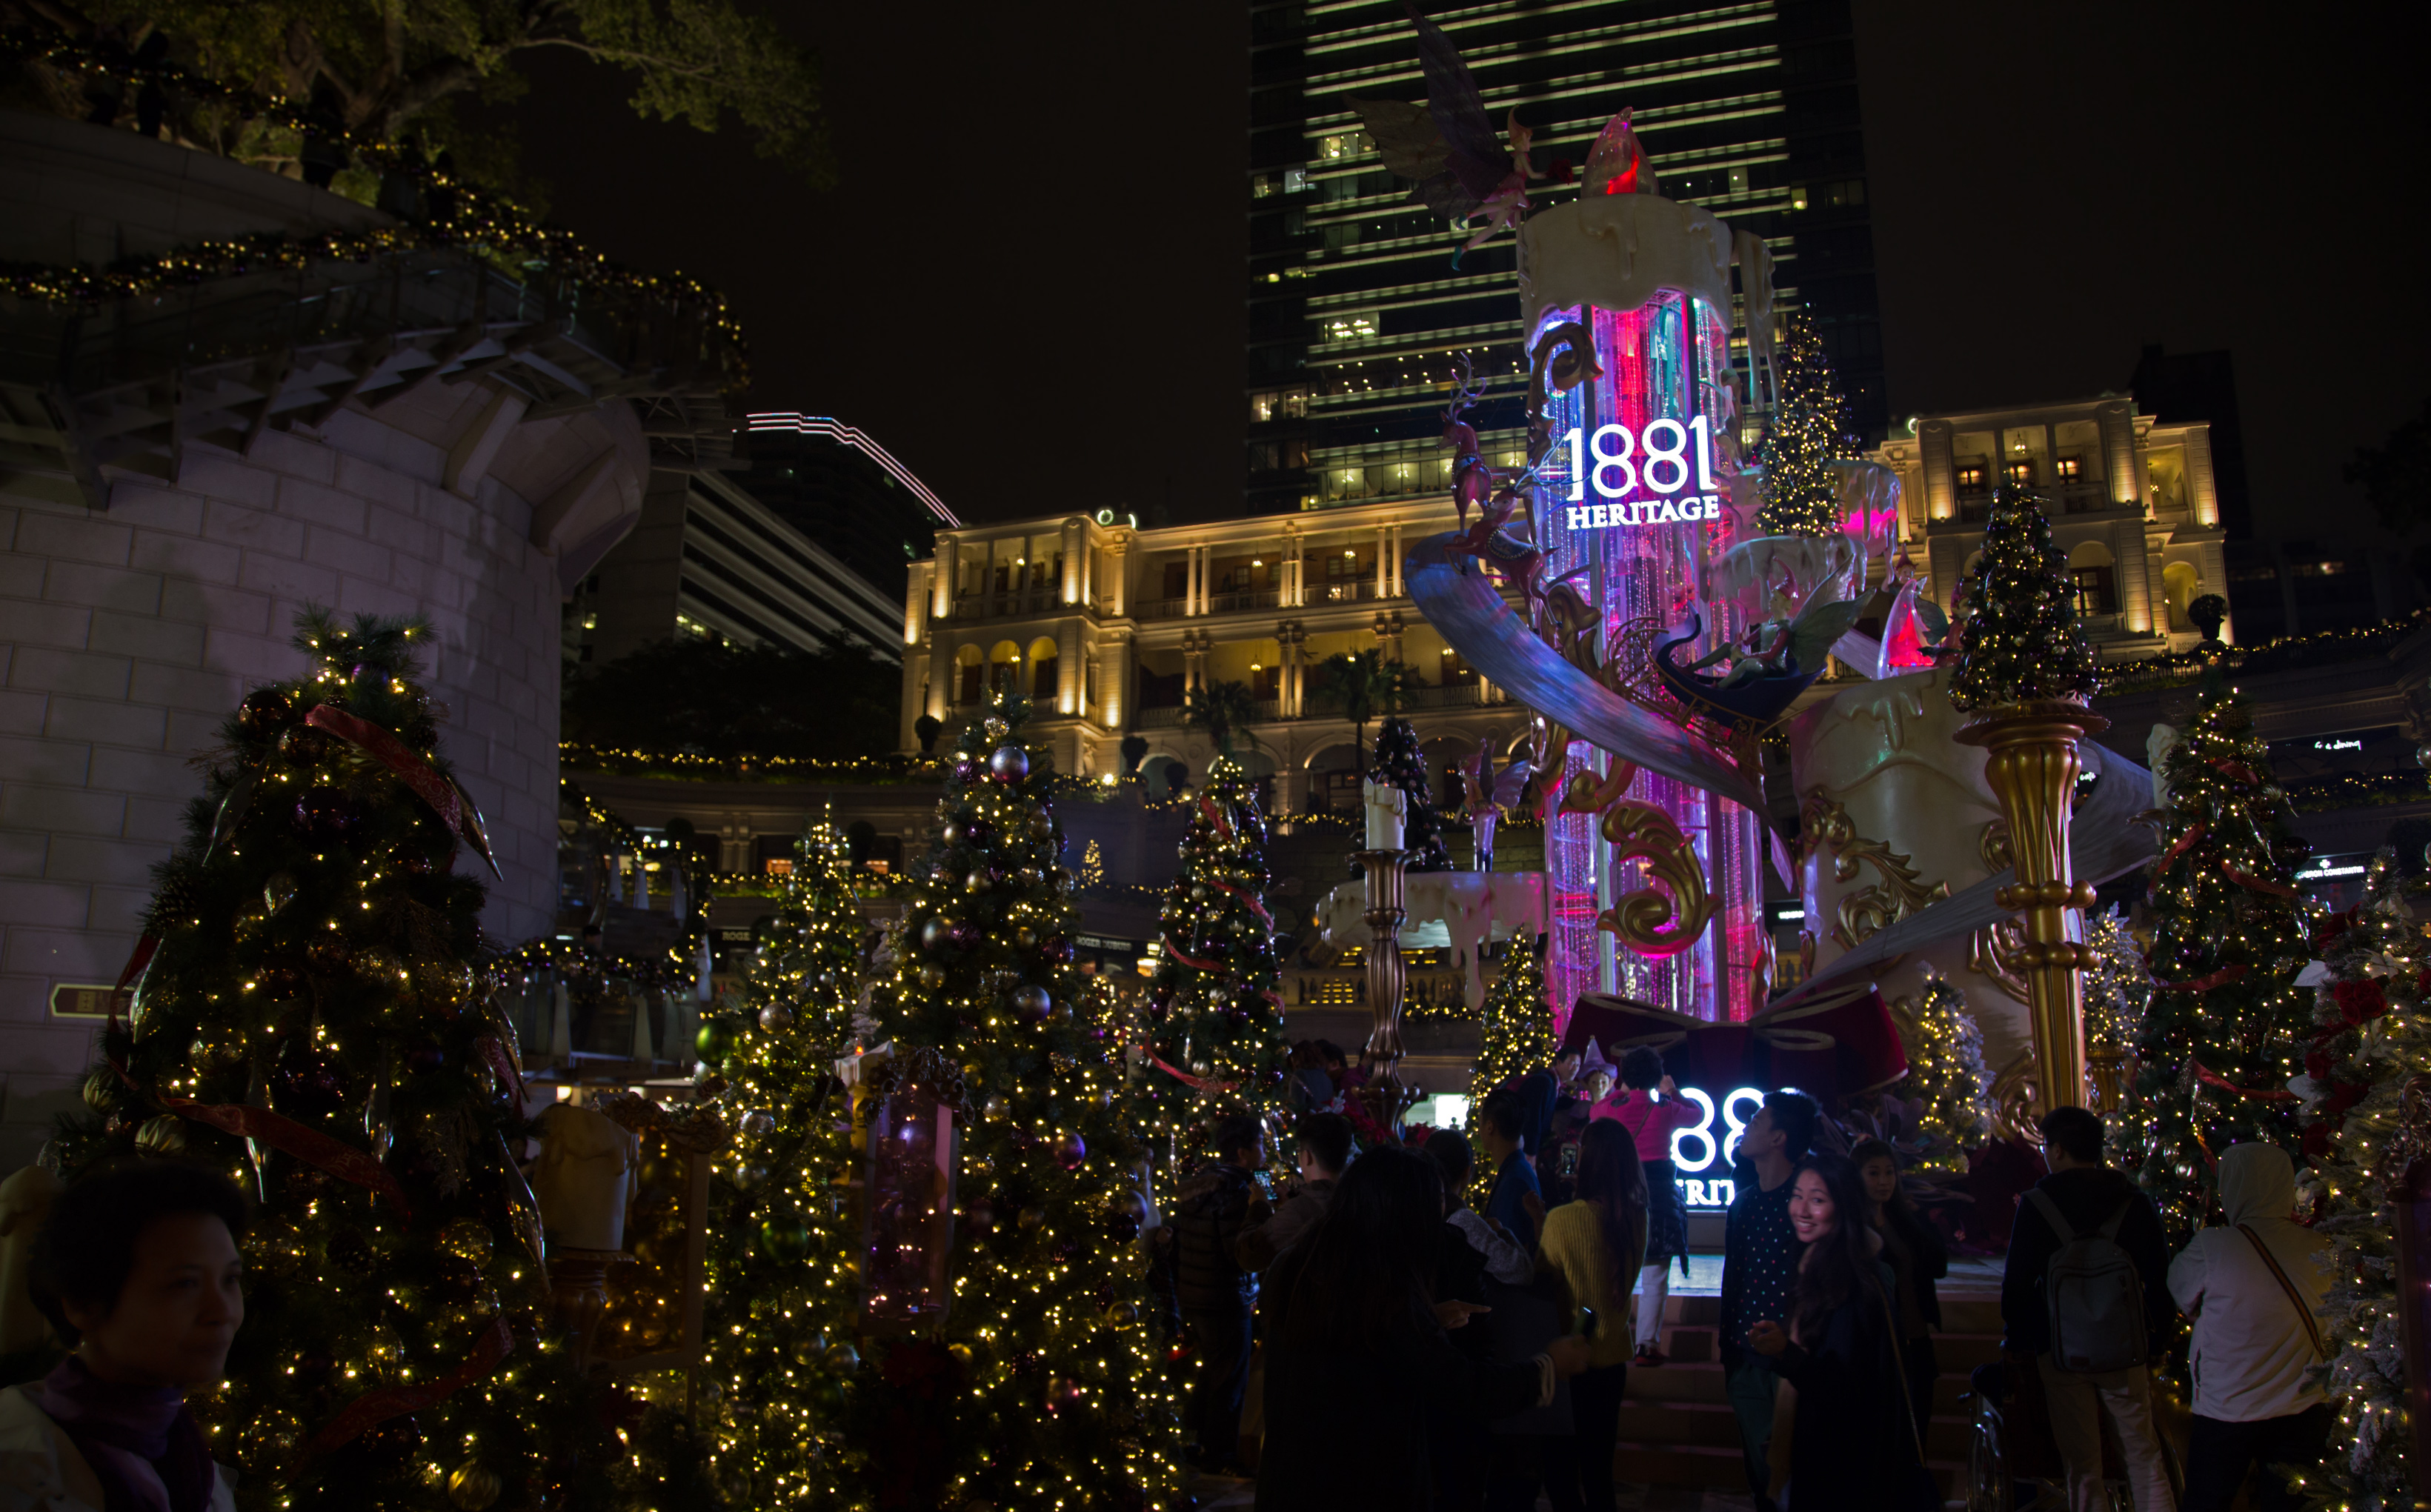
1895, 974, 1994, 1173
1140, 752, 1291, 1159
2126, 678, 2316, 1247
1470, 935, 1554, 1111
851, 690, 1183, 1510
1946, 487, 2101, 713
62, 610, 636, 1511
2082, 908, 2153, 1109
1754, 308, 1855, 539
1364, 713, 1453, 874
697, 816, 869, 1505
2288, 850, 2421, 1510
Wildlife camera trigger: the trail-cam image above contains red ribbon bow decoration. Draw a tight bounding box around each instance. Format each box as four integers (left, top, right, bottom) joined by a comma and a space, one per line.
305, 705, 501, 879
305, 1317, 515, 1455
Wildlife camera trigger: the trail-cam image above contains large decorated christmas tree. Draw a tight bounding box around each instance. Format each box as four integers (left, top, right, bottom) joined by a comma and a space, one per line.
61, 610, 633, 1511
1470, 935, 1553, 1109
2292, 850, 2423, 1509
2127, 678, 2316, 1245
1754, 308, 1855, 539
698, 816, 868, 1505
848, 692, 1183, 1509
1140, 752, 1291, 1159
1369, 713, 1454, 873
1897, 974, 1995, 1172
1946, 488, 2102, 713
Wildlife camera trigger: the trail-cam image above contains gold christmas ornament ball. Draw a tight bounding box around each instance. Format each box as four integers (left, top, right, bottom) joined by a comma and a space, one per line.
438, 1217, 493, 1263
80, 1067, 118, 1113
133, 1115, 187, 1154
1104, 1300, 1141, 1329
446, 1462, 504, 1511
759, 1002, 795, 1032
983, 716, 1011, 740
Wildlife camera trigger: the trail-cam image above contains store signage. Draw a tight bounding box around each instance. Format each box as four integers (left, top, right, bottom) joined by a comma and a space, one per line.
1557, 418, 1727, 530
49, 983, 129, 1020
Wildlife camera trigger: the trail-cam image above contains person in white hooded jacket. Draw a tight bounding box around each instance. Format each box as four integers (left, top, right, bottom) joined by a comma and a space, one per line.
2167, 1142, 2334, 1512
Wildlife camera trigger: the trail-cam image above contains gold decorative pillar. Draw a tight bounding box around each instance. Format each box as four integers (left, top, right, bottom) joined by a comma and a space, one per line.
1355, 848, 1416, 1133
1956, 701, 2104, 1117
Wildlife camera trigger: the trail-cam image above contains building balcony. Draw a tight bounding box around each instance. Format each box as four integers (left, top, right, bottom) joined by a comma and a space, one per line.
1129, 682, 1510, 730
949, 589, 1074, 622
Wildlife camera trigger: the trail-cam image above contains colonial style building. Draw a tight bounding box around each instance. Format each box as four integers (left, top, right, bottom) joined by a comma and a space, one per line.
899, 499, 1527, 812
1865, 397, 2233, 655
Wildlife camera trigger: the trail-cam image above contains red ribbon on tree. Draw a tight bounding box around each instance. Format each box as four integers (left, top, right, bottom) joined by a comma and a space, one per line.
2157, 822, 2207, 870
2221, 860, 2299, 899
1134, 1042, 1238, 1093
1197, 795, 1234, 845
305, 704, 462, 837
305, 1316, 515, 1455
2207, 758, 2264, 786
1203, 879, 1274, 930
2189, 1059, 2296, 1102
1161, 936, 1223, 973
2150, 963, 2248, 993
475, 1034, 527, 1111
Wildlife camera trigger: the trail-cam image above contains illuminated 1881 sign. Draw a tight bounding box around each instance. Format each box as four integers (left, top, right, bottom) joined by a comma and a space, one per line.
1556, 418, 1726, 530
1666, 1086, 1774, 1210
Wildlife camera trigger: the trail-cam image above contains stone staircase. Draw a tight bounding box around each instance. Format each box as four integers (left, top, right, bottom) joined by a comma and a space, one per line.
1615, 1284, 2001, 1503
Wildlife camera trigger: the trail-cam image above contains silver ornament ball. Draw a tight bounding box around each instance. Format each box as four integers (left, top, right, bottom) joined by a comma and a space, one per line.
990, 745, 1031, 782
759, 1003, 795, 1032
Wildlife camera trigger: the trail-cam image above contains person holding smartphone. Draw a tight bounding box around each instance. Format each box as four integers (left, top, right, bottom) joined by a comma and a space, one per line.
1597, 1046, 1700, 1365
1532, 1121, 1649, 1512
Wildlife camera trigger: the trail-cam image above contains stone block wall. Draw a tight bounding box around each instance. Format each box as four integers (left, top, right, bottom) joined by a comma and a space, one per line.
0, 402, 602, 1164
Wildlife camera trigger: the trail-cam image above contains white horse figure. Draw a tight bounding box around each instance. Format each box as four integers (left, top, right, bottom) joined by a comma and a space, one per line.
1314, 872, 1550, 1011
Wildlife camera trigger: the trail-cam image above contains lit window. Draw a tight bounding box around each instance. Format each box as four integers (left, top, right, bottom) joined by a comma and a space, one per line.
2055, 456, 2082, 481
1283, 167, 1307, 193
1323, 312, 1380, 342
2072, 568, 2115, 615
1955, 465, 1986, 492
1250, 390, 1280, 423
765, 858, 794, 876
1789, 185, 1809, 210
1251, 173, 1277, 199
2006, 460, 2035, 486
1729, 166, 1749, 193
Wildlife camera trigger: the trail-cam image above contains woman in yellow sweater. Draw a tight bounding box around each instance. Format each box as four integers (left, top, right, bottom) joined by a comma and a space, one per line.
1535, 1119, 1649, 1511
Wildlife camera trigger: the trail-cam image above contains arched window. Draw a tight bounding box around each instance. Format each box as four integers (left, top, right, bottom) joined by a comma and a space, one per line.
2066, 540, 2117, 616
989, 640, 1022, 695
2162, 562, 2200, 632
1028, 636, 1060, 702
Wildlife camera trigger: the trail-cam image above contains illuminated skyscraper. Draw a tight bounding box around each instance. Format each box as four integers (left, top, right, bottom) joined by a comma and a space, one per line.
1245, 0, 1883, 515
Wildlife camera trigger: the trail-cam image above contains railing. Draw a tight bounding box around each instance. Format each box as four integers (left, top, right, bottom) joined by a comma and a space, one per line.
948, 590, 1066, 622
1132, 586, 1380, 622
1131, 686, 1497, 727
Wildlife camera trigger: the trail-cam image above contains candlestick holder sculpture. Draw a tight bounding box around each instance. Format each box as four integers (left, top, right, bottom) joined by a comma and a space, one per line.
1359, 778, 1421, 1133
1956, 700, 2104, 1116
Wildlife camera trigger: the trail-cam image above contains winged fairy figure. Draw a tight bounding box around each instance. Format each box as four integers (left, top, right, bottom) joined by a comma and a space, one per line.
1458, 737, 1534, 871
1349, 5, 1545, 267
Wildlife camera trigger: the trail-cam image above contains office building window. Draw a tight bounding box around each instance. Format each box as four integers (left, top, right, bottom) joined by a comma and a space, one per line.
1283, 167, 1306, 193
1322, 312, 1380, 342
1317, 131, 1372, 161
1248, 388, 1308, 423
1251, 173, 1277, 199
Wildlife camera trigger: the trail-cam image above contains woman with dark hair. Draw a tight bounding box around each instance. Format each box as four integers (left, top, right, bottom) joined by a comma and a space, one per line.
1534, 1120, 1649, 1512
1, 1158, 247, 1512
1746, 1152, 1929, 1511
1256, 1145, 1591, 1510
1852, 1136, 1947, 1431
1594, 1044, 1700, 1365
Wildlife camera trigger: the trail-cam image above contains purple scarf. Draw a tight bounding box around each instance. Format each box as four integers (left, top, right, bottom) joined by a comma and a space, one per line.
37, 1357, 216, 1512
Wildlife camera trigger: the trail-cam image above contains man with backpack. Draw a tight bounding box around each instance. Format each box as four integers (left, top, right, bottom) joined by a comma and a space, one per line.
2001, 1105, 2179, 1512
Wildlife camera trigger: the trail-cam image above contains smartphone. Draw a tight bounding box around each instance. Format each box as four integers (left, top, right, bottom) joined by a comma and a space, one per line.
1575, 1305, 1596, 1338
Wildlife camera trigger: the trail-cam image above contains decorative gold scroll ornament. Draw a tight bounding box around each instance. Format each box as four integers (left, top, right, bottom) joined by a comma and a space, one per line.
1800, 790, 1950, 949
1988, 1048, 2043, 1146
1595, 798, 1719, 958
1969, 918, 2031, 1001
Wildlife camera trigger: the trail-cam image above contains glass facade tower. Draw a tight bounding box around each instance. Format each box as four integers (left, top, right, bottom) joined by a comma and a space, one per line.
1246, 0, 1883, 516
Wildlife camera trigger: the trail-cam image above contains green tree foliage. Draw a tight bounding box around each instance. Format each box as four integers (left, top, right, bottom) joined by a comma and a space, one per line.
1897, 974, 1994, 1173
1946, 487, 2101, 712
1754, 309, 1854, 538
2126, 680, 2316, 1248
1311, 648, 1416, 775
61, 609, 656, 1510
849, 692, 1183, 1508
2296, 850, 2424, 1509
1181, 678, 1263, 759
1140, 753, 1291, 1156
564, 637, 900, 764
1368, 713, 1452, 873
699, 816, 870, 1504
23, 0, 832, 184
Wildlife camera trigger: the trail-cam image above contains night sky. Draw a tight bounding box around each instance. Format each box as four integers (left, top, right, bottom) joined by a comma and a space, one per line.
486, 1, 2429, 543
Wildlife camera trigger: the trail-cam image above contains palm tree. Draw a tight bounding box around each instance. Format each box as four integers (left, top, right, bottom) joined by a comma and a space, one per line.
1312, 649, 1414, 776
1182, 679, 1263, 759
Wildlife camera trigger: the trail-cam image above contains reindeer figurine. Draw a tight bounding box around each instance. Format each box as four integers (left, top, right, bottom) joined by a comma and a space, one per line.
1442, 356, 1496, 537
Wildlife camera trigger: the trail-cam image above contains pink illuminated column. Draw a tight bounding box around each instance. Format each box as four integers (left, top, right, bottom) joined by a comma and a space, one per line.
1534, 294, 1766, 1026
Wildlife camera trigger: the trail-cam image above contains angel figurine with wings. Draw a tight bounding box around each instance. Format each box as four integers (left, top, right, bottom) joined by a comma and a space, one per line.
1351, 6, 1546, 266
1458, 737, 1533, 872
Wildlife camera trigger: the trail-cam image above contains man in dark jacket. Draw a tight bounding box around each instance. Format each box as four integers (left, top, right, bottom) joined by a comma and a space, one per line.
2001, 1105, 2178, 1512
1171, 1114, 1265, 1473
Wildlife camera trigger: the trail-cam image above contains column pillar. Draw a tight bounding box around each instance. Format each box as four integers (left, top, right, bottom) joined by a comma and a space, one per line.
1389, 524, 1405, 597
2185, 426, 2222, 527
1059, 620, 1082, 714
2095, 400, 2141, 510
1375, 525, 1390, 599
932, 535, 957, 619
1374, 610, 1404, 665
927, 634, 950, 721
1108, 539, 1129, 618
1102, 634, 1131, 729
2114, 519, 2155, 636
1060, 518, 1085, 605
1287, 529, 1305, 607
2199, 539, 2232, 642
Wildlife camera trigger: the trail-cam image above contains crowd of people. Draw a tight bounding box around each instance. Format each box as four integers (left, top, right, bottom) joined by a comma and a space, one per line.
1160, 1045, 2338, 1512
